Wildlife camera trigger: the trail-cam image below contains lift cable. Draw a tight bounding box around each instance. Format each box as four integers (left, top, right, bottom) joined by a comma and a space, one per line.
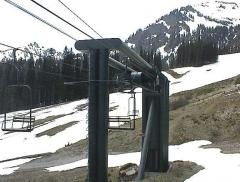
57, 0, 103, 38
27, 0, 115, 50
5, 0, 144, 74
0, 48, 15, 53
28, 0, 95, 40
5, 0, 77, 41
4, 0, 151, 82
0, 45, 89, 81
0, 42, 18, 50
0, 42, 91, 73
0, 42, 42, 58
4, 0, 113, 69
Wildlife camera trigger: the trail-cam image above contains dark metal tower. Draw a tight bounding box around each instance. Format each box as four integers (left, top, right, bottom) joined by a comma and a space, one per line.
75, 38, 169, 182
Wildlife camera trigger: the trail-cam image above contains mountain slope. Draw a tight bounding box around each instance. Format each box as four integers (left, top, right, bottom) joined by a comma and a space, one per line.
126, 0, 240, 65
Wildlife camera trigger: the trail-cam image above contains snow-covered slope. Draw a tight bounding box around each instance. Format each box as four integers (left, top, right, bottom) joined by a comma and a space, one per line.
164, 53, 240, 95
0, 53, 240, 179
194, 1, 240, 26
127, 0, 240, 63
46, 140, 240, 182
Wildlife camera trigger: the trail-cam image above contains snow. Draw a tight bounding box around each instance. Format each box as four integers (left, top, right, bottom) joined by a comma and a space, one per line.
0, 100, 89, 162
127, 43, 136, 49
156, 43, 168, 57
109, 88, 142, 118
156, 20, 170, 29
47, 152, 141, 172
180, 28, 187, 35
186, 11, 221, 32
171, 141, 240, 182
194, 1, 240, 26
47, 140, 240, 182
164, 53, 240, 95
151, 34, 157, 38
0, 52, 240, 178
0, 89, 142, 163
0, 158, 36, 175
166, 33, 170, 38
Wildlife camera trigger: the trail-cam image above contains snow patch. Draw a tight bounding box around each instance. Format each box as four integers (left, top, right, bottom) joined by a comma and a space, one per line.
127, 43, 135, 49
0, 158, 36, 175
47, 140, 240, 182
163, 53, 240, 95
193, 1, 240, 26
156, 43, 168, 57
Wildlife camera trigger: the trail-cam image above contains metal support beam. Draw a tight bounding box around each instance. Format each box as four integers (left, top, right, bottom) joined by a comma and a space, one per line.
136, 101, 155, 180
75, 38, 156, 80
88, 49, 109, 182
141, 74, 169, 173
109, 57, 135, 72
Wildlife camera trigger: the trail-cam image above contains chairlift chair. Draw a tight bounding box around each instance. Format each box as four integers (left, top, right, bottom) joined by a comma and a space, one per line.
108, 90, 139, 130
1, 84, 35, 132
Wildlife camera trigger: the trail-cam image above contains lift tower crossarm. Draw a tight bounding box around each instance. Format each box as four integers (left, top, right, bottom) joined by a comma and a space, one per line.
75, 38, 157, 80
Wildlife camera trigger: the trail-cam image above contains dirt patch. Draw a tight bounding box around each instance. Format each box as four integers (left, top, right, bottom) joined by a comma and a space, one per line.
0, 161, 202, 182
108, 119, 142, 153
75, 103, 88, 111
166, 70, 190, 79
0, 167, 88, 182
36, 121, 79, 137
170, 75, 240, 145
141, 161, 203, 182
34, 114, 66, 128
202, 141, 240, 154
235, 76, 240, 85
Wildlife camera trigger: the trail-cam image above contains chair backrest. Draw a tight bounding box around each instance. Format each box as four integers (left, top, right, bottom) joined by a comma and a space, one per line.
1, 85, 34, 132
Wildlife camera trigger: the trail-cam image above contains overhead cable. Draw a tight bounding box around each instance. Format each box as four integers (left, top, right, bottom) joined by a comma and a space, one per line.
4, 0, 143, 76
0, 42, 17, 50
0, 48, 14, 53
0, 42, 39, 57
5, 0, 77, 41
0, 42, 91, 73
28, 0, 114, 49
57, 0, 103, 38
29, 0, 95, 39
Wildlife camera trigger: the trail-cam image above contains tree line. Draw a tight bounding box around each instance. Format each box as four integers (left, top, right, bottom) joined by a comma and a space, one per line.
172, 39, 218, 68
171, 24, 240, 68
0, 44, 160, 114
0, 46, 89, 113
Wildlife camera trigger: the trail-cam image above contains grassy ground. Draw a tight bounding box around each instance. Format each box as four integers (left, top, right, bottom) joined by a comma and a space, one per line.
170, 75, 240, 146
0, 161, 202, 182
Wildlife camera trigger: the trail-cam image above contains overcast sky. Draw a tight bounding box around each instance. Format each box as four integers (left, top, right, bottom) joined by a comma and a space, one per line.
0, 0, 238, 52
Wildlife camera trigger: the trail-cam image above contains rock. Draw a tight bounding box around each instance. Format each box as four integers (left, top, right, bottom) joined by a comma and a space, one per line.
119, 163, 138, 181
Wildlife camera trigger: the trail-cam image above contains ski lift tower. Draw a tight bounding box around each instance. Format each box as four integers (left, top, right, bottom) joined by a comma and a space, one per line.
75, 38, 169, 182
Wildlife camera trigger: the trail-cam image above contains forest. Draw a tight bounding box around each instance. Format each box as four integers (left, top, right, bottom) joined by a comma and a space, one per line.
0, 45, 89, 113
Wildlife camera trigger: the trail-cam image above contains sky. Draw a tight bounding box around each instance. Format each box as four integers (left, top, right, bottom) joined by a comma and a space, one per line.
0, 0, 239, 52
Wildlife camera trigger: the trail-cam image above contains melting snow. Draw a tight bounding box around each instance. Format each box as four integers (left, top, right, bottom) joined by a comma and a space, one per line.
47, 140, 240, 182
194, 1, 240, 26
164, 53, 240, 95
186, 11, 221, 32
0, 158, 35, 175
